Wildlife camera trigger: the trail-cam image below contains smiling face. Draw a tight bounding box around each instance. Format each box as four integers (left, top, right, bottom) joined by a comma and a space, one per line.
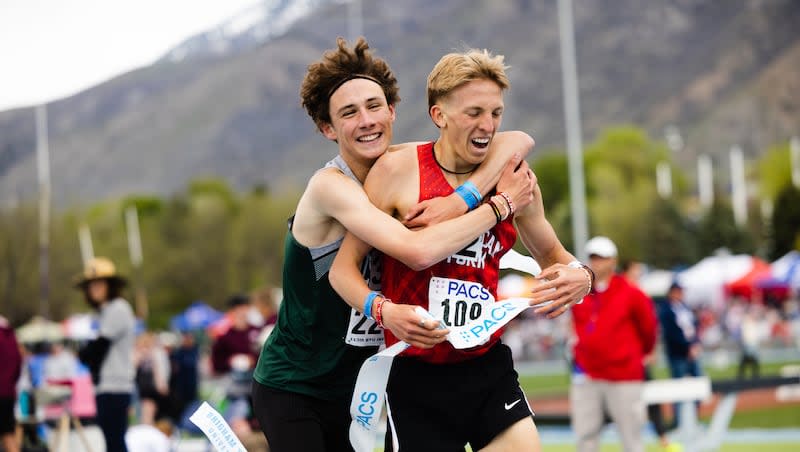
431, 78, 504, 170
320, 78, 396, 165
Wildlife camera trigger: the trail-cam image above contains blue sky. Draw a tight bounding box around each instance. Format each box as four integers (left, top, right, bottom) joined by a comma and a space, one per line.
0, 0, 257, 111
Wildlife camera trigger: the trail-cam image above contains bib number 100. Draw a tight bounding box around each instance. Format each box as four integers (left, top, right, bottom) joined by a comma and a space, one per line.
440, 299, 482, 327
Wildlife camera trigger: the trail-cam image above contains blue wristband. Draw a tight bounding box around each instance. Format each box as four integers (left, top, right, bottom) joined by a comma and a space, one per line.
363, 292, 380, 320
455, 181, 482, 210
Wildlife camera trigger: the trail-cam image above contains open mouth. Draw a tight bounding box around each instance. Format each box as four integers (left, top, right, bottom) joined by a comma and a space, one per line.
471, 137, 490, 149
357, 132, 381, 143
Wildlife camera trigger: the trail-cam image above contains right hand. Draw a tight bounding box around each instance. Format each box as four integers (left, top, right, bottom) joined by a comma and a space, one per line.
495, 154, 535, 214
402, 193, 465, 229
381, 301, 449, 349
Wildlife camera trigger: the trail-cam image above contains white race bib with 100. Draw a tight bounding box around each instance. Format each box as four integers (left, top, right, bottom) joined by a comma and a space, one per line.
428, 276, 494, 328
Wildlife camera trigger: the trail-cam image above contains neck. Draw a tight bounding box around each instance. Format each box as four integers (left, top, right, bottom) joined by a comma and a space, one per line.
340, 153, 374, 184
433, 141, 478, 178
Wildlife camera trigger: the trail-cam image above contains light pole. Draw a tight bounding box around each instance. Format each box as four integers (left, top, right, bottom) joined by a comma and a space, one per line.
36, 104, 50, 318
126, 206, 148, 320
730, 146, 747, 227
698, 154, 714, 208
557, 0, 589, 260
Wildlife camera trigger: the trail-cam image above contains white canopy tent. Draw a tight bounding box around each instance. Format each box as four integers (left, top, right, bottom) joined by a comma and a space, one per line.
675, 253, 755, 308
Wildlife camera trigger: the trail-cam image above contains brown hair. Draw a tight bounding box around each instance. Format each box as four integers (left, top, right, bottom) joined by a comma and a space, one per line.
300, 37, 400, 131
427, 48, 510, 110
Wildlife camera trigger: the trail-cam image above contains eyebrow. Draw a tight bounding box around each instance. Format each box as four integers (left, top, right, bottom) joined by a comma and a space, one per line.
336, 96, 383, 116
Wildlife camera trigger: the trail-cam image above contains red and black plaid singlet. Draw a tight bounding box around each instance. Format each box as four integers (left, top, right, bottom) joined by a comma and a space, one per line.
381, 142, 517, 364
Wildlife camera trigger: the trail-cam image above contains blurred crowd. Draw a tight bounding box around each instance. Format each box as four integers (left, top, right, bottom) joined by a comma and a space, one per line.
3, 264, 799, 451
3, 286, 278, 452
504, 284, 800, 368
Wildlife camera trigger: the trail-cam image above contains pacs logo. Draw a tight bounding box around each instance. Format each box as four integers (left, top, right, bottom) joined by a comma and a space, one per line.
355, 391, 379, 428
451, 301, 520, 349
446, 280, 491, 300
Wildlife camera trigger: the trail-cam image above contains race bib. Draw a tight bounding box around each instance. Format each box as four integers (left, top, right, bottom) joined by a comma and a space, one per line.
345, 309, 383, 347
428, 277, 495, 328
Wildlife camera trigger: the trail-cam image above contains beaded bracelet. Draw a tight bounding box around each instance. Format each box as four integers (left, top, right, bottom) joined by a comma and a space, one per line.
455, 181, 482, 210
363, 291, 380, 320
498, 191, 515, 216
375, 297, 390, 328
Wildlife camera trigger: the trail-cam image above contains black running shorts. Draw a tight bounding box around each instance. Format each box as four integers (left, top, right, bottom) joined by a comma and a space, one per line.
385, 342, 533, 452
251, 381, 354, 452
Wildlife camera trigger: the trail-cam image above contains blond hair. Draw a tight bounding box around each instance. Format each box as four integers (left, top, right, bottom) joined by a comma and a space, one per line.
427, 49, 510, 110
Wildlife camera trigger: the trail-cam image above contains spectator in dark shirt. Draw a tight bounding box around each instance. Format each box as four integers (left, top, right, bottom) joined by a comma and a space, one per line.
210, 294, 261, 427
211, 294, 261, 374
168, 331, 199, 423
659, 282, 702, 428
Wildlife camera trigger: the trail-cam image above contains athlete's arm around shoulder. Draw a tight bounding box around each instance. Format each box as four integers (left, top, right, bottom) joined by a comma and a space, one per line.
323, 143, 503, 270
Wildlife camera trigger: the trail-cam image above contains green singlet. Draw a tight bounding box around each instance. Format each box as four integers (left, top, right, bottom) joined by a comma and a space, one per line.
253, 156, 381, 402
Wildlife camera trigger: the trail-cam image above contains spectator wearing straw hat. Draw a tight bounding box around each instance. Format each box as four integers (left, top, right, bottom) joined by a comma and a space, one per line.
75, 257, 136, 452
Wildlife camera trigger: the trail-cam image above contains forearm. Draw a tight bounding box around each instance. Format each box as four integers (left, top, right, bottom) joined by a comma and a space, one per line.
515, 211, 575, 268
329, 236, 376, 316
346, 198, 499, 270
402, 203, 498, 269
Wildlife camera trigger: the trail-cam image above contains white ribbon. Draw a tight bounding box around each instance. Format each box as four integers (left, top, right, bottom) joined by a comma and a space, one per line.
189, 401, 247, 452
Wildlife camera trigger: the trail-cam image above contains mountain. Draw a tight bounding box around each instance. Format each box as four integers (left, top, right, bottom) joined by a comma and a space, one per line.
1, 0, 798, 206
160, 0, 338, 63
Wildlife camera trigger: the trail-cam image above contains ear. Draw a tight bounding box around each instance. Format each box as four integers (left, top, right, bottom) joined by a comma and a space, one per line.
389, 104, 397, 122
320, 121, 337, 141
429, 104, 445, 129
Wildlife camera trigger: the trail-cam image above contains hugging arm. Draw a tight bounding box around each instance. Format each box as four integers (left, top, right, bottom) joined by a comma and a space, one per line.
403, 131, 535, 228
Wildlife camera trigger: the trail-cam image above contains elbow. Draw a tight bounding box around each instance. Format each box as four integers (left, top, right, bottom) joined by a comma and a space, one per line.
513, 131, 535, 157
402, 247, 437, 271
328, 264, 344, 294
523, 132, 535, 152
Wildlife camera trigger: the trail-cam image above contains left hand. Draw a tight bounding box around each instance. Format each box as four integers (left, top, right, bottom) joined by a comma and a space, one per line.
528, 263, 591, 318
403, 193, 466, 229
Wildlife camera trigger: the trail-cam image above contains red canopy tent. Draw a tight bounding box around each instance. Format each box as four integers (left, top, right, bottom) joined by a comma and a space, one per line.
723, 258, 771, 300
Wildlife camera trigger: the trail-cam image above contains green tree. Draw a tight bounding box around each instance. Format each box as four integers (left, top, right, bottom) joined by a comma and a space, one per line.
695, 199, 755, 257
639, 197, 697, 268
583, 126, 685, 258
758, 141, 795, 201
770, 184, 800, 259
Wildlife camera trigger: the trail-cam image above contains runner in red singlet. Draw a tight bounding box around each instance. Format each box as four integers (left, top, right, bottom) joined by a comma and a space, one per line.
331, 49, 593, 451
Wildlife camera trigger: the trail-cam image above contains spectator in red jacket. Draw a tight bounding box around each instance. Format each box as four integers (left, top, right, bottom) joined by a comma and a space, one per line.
0, 316, 23, 452
569, 237, 658, 452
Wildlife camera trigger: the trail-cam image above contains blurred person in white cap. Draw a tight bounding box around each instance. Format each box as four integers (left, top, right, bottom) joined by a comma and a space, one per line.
75, 256, 136, 452
569, 237, 658, 452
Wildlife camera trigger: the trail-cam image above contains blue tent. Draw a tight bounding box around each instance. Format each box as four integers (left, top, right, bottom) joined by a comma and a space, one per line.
757, 250, 800, 291
170, 302, 224, 332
